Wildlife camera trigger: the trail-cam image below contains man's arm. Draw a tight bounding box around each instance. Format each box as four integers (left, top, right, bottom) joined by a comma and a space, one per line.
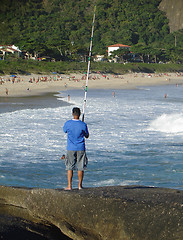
63, 122, 67, 133
85, 125, 89, 138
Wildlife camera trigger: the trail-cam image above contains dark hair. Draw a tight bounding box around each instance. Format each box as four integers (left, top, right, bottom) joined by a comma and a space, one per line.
72, 107, 81, 117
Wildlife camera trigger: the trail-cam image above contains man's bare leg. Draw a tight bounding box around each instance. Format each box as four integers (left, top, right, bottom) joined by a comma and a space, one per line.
78, 170, 84, 189
66, 170, 73, 190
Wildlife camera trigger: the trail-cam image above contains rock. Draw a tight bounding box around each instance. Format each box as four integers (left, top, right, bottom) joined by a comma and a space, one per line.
0, 214, 68, 240
0, 185, 183, 240
159, 0, 183, 32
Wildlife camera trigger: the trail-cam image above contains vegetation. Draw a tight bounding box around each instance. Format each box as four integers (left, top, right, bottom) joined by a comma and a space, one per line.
0, 59, 183, 75
0, 0, 183, 65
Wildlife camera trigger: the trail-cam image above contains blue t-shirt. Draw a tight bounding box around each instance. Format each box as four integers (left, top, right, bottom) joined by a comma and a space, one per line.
63, 119, 89, 151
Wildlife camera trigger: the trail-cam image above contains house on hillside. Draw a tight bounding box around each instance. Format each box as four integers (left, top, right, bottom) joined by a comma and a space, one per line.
107, 44, 131, 57
93, 55, 105, 62
0, 45, 21, 59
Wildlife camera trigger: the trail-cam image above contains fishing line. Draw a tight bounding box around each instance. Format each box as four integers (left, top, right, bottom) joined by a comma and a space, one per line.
82, 6, 96, 122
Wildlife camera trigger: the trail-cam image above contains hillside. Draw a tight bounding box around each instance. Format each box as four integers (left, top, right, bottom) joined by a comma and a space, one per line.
159, 0, 183, 32
0, 0, 183, 62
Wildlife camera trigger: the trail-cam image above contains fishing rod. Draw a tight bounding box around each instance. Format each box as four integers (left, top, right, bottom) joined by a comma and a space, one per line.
82, 6, 96, 122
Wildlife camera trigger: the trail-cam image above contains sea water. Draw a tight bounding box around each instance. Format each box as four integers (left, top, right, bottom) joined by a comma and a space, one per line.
1, 84, 183, 190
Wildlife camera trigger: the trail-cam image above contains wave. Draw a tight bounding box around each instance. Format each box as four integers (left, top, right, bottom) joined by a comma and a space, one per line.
0, 102, 24, 105
93, 179, 140, 187
149, 113, 183, 134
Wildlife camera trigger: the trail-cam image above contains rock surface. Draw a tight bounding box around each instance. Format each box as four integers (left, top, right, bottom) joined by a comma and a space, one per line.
159, 0, 183, 32
0, 185, 183, 240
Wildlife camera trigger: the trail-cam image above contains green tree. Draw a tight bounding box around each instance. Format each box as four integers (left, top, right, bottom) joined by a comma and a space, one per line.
130, 44, 147, 63
1, 0, 182, 62
111, 48, 130, 62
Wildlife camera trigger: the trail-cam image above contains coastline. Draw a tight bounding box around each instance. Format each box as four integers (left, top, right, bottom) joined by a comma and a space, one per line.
1, 72, 183, 98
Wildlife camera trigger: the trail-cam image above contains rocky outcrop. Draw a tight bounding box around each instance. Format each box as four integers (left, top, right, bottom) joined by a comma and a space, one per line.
0, 185, 183, 240
159, 0, 183, 32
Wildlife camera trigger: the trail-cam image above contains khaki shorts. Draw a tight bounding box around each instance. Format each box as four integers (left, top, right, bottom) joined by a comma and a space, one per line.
65, 151, 88, 171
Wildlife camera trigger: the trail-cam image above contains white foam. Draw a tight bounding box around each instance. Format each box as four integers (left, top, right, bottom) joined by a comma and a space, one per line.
119, 180, 140, 186
93, 179, 140, 187
93, 179, 116, 186
149, 113, 183, 134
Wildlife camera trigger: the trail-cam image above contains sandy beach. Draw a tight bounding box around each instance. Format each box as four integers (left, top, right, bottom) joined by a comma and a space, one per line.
1, 72, 183, 97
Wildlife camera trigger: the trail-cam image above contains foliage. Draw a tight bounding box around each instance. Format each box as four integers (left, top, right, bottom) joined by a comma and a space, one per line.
110, 48, 130, 62
0, 60, 183, 75
0, 1, 172, 55
0, 0, 183, 63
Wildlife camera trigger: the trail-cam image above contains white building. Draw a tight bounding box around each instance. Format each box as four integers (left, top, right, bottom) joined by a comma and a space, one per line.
0, 45, 21, 59
107, 44, 131, 56
93, 55, 105, 62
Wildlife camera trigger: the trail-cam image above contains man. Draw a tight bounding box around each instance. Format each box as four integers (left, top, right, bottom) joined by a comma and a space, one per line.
63, 107, 89, 190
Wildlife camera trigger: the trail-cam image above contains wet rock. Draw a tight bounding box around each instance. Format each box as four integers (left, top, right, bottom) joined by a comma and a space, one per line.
0, 185, 183, 240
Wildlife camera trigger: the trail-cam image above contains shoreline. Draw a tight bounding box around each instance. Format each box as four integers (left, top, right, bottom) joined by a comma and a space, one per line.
1, 72, 183, 98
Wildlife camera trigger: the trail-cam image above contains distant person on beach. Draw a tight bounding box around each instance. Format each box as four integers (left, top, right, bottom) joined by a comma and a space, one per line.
63, 107, 89, 190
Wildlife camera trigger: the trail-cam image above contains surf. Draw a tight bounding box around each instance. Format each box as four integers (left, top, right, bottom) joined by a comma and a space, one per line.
149, 113, 183, 134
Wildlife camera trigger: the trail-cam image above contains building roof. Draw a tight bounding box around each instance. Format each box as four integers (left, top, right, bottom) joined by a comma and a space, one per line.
0, 45, 21, 52
107, 44, 131, 48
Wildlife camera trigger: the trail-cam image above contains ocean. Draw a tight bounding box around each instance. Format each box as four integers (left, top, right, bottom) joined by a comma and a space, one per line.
1, 84, 183, 190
